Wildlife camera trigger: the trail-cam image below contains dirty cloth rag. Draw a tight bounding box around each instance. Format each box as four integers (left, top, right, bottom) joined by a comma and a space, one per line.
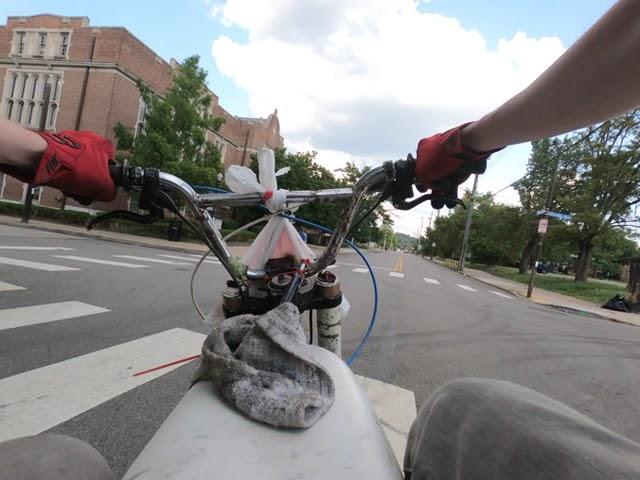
194, 302, 335, 428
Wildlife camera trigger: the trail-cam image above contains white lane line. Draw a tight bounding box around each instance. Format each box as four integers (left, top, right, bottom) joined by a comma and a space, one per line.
0, 256, 80, 272
0, 246, 75, 251
113, 255, 190, 266
186, 254, 221, 263
457, 284, 477, 292
389, 272, 404, 278
325, 264, 339, 270
423, 277, 440, 285
338, 262, 392, 271
51, 255, 149, 269
353, 267, 369, 273
0, 281, 25, 292
0, 301, 110, 332
0, 328, 205, 442
490, 290, 513, 299
158, 254, 220, 265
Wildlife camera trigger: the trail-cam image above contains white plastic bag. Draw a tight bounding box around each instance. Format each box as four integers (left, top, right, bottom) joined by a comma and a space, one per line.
225, 148, 315, 270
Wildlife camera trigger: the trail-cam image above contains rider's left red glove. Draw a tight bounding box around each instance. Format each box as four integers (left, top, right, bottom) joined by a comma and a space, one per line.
32, 131, 116, 203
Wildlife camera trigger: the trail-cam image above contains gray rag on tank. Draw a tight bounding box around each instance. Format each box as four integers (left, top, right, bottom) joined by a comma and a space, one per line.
194, 302, 335, 428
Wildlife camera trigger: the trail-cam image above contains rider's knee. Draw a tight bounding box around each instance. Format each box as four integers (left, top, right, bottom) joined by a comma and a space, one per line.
0, 433, 115, 480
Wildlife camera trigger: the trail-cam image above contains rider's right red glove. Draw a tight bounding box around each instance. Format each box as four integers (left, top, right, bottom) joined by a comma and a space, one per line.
415, 123, 503, 206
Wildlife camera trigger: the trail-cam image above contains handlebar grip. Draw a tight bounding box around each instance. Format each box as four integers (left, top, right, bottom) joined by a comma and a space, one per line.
109, 164, 124, 186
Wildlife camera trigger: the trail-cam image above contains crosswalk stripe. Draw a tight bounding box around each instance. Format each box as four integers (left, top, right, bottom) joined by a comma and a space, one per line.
389, 272, 404, 278
158, 254, 220, 265
490, 290, 513, 299
51, 255, 149, 268
457, 284, 477, 292
424, 277, 440, 285
353, 267, 369, 273
0, 256, 80, 272
186, 254, 221, 263
0, 281, 25, 292
0, 301, 109, 331
0, 246, 75, 251
339, 262, 392, 271
113, 255, 190, 266
0, 328, 205, 442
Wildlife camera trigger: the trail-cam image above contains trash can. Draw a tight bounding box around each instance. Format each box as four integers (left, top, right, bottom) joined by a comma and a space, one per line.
167, 220, 182, 242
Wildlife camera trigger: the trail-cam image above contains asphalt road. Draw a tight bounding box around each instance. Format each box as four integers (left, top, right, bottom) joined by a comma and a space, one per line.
2, 224, 640, 476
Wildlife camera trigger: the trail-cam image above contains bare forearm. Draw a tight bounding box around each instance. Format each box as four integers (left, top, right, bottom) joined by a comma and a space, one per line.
462, 0, 640, 152
0, 118, 46, 170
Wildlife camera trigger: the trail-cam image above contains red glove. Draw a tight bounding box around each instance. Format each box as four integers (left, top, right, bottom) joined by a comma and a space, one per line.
415, 123, 502, 207
14, 130, 117, 203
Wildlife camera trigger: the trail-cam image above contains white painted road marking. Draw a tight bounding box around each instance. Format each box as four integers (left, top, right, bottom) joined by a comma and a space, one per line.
0, 328, 205, 442
339, 262, 392, 271
389, 272, 404, 278
158, 254, 220, 265
490, 290, 513, 299
353, 267, 369, 273
0, 301, 110, 332
457, 284, 477, 292
113, 255, 190, 266
0, 246, 75, 251
424, 277, 440, 285
186, 254, 221, 264
0, 281, 24, 292
0, 256, 80, 272
51, 255, 150, 269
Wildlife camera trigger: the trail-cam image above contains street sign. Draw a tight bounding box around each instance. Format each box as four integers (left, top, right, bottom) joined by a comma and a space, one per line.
536, 209, 573, 222
538, 218, 548, 234
431, 242, 436, 248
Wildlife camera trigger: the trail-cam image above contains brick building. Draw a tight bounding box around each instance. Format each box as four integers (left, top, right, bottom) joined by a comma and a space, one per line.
0, 14, 283, 212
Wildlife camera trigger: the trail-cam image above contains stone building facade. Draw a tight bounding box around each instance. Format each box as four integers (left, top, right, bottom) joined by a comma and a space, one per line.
0, 14, 283, 212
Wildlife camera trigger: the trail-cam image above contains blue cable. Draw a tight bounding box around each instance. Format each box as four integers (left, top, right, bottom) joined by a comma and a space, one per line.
191, 184, 379, 365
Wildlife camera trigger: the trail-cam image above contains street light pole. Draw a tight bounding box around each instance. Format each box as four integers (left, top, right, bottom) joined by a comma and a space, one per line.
417, 216, 424, 254
458, 174, 479, 272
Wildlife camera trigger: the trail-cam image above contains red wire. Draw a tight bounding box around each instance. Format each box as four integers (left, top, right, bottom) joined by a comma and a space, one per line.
132, 354, 201, 377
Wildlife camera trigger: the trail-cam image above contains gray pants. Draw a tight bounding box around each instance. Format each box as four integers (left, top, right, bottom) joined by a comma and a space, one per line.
404, 378, 640, 479
3, 379, 640, 479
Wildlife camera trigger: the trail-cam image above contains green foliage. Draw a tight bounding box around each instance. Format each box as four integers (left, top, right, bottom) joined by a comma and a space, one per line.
113, 55, 224, 185
396, 232, 417, 250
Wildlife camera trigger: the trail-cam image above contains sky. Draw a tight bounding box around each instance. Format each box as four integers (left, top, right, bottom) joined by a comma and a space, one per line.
1, 0, 617, 235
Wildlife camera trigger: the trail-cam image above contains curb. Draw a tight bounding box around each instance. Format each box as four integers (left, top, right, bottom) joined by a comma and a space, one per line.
0, 219, 211, 255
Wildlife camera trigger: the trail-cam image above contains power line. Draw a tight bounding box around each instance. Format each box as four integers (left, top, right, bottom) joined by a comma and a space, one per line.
489, 123, 607, 198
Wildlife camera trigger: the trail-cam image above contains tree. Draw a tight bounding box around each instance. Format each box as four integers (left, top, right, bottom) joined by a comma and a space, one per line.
513, 138, 578, 273
562, 110, 640, 281
114, 55, 224, 185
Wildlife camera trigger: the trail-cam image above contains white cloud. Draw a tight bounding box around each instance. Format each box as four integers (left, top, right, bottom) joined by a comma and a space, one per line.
209, 0, 565, 235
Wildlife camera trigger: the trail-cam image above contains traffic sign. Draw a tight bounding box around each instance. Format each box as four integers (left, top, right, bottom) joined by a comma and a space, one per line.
538, 218, 548, 234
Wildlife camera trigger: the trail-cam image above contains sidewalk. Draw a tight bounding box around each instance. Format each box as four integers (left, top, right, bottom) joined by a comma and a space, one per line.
464, 267, 640, 327
0, 214, 354, 257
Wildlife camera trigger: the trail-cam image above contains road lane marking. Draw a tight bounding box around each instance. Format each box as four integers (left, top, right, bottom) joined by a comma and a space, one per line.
186, 254, 221, 263
490, 290, 513, 299
339, 262, 392, 271
51, 255, 149, 268
392, 252, 404, 273
0, 301, 110, 332
389, 272, 404, 278
158, 254, 220, 265
113, 255, 190, 266
457, 284, 477, 292
0, 246, 75, 251
353, 267, 369, 273
0, 328, 205, 442
424, 277, 440, 285
0, 281, 24, 292
0, 256, 80, 272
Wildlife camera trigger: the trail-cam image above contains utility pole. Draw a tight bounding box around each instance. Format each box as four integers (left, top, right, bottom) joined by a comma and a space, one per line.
527, 157, 560, 297
22, 81, 51, 224
458, 174, 479, 272
416, 216, 424, 254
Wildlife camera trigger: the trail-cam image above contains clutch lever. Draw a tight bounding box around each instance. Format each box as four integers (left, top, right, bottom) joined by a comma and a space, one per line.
87, 167, 166, 230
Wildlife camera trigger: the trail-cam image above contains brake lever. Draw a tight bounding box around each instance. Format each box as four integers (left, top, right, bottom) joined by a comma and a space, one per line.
87, 167, 166, 230
393, 193, 465, 210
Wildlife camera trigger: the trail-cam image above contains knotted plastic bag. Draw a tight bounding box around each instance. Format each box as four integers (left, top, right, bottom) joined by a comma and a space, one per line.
225, 148, 316, 270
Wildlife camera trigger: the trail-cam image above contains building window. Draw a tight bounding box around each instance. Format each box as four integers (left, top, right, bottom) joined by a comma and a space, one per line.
37, 33, 47, 56
60, 32, 69, 57
134, 96, 147, 138
16, 31, 25, 55
2, 69, 63, 129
